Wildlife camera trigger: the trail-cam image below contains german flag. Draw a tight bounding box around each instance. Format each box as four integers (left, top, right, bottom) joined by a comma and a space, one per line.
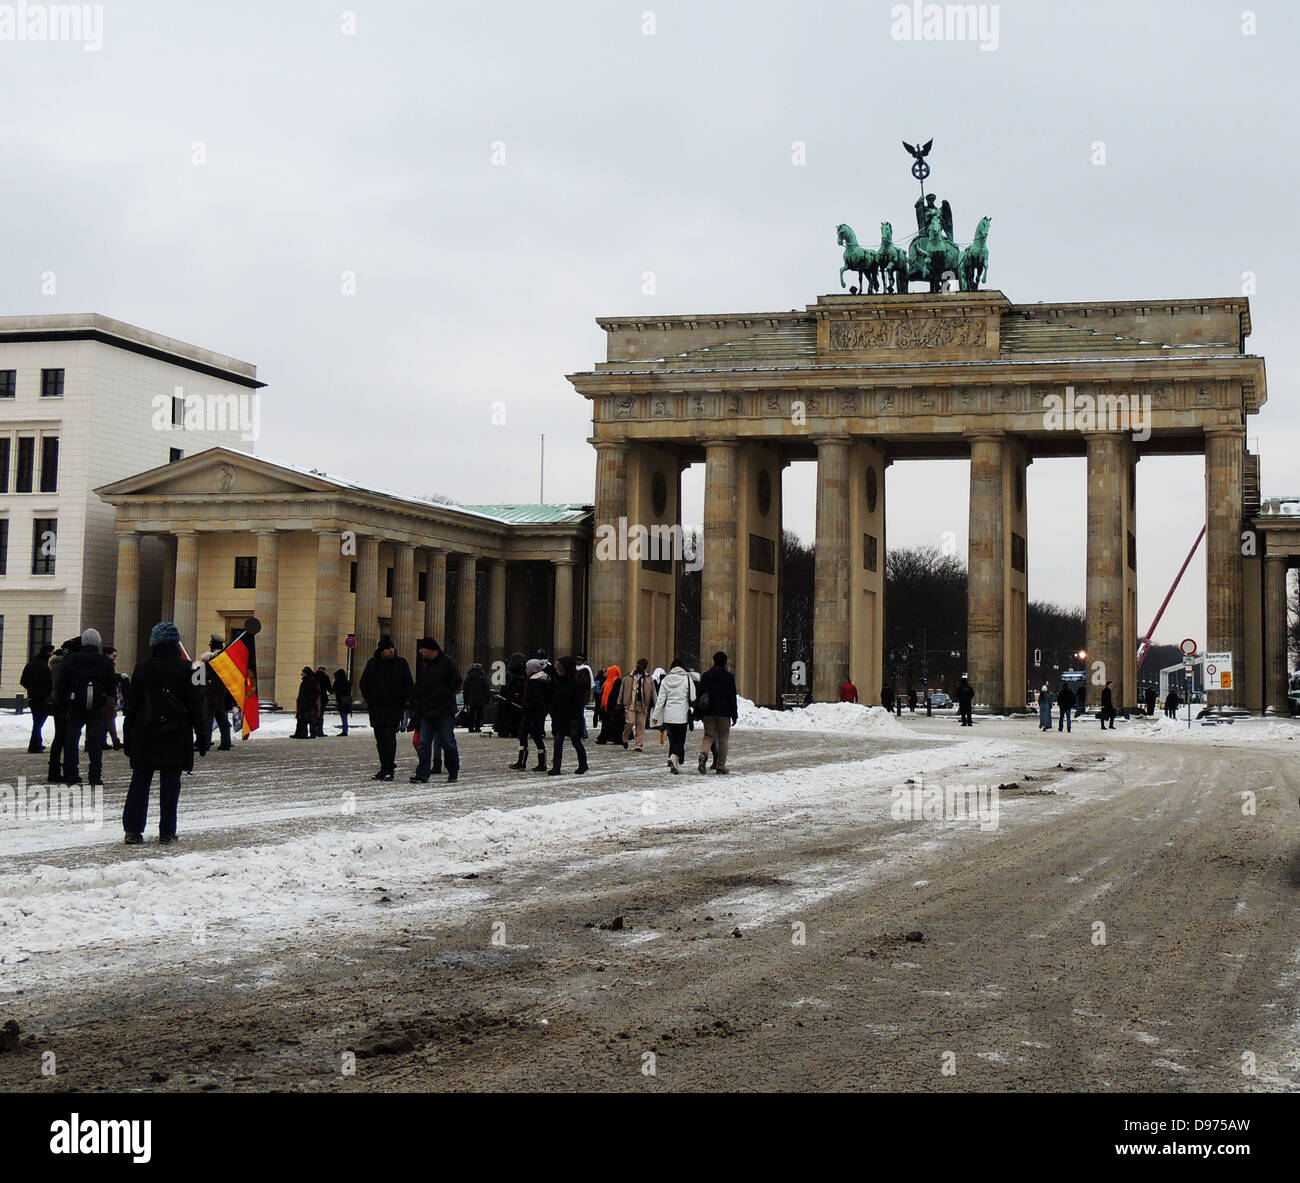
210, 618, 261, 740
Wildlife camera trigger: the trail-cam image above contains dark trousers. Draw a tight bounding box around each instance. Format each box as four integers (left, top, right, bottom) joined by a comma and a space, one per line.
551, 734, 586, 771
205, 699, 232, 747
467, 705, 484, 732
48, 715, 66, 781
518, 711, 546, 754
959, 707, 973, 726
28, 706, 48, 752
666, 722, 688, 762
1058, 707, 1072, 732
416, 713, 459, 778
374, 724, 398, 772
64, 712, 106, 784
123, 765, 182, 837
337, 709, 350, 735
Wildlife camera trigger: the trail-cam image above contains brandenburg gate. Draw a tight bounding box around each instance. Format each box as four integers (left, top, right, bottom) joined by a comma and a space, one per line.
570, 290, 1267, 710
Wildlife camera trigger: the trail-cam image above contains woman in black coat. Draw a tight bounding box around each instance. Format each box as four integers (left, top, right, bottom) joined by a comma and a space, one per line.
332, 669, 352, 736
595, 665, 625, 745
548, 657, 589, 776
462, 664, 489, 733
122, 622, 207, 844
294, 668, 321, 738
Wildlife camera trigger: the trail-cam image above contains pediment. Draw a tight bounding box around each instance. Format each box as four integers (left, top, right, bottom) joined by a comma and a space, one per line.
96, 448, 337, 501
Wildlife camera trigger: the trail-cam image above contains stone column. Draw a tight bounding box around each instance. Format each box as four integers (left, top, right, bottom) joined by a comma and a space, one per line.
112, 531, 141, 672
314, 529, 341, 672
456, 555, 477, 667
254, 530, 280, 707
703, 439, 739, 672
172, 531, 199, 657
967, 433, 1006, 710
392, 541, 418, 663
487, 559, 508, 665
813, 436, 851, 702
1206, 428, 1246, 707
424, 548, 446, 642
553, 559, 575, 656
160, 536, 177, 622
1264, 554, 1289, 715
353, 535, 381, 698
590, 441, 628, 669
1085, 433, 1128, 709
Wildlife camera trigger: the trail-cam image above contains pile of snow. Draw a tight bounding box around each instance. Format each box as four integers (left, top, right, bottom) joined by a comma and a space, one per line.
1126, 714, 1299, 744
736, 697, 911, 737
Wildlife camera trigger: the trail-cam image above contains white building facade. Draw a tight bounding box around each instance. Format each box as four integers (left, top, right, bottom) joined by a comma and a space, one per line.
0, 314, 263, 701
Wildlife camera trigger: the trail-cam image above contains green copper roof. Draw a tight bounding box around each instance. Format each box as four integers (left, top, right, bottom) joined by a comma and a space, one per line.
458, 504, 592, 526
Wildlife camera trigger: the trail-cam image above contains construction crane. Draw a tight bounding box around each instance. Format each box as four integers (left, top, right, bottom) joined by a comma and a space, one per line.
1136, 525, 1206, 671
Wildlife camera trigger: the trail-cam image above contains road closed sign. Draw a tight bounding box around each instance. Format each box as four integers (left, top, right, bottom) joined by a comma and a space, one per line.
1204, 652, 1234, 691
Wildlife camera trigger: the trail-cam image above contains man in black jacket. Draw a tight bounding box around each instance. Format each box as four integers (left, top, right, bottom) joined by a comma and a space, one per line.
696, 651, 739, 775
410, 637, 462, 784
1099, 680, 1117, 729
359, 636, 413, 781
123, 621, 207, 844
62, 628, 117, 787
20, 643, 54, 753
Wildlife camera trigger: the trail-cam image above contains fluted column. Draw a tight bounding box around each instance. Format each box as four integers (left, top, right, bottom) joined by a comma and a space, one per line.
1264, 554, 1288, 715
314, 529, 341, 672
393, 541, 418, 664
966, 433, 1006, 710
488, 559, 507, 665
1086, 434, 1127, 708
424, 548, 446, 642
112, 531, 141, 672
553, 559, 575, 656
456, 555, 477, 666
703, 440, 739, 672
353, 535, 381, 698
813, 436, 851, 702
1206, 428, 1245, 707
172, 531, 199, 657
591, 441, 628, 669
254, 530, 280, 706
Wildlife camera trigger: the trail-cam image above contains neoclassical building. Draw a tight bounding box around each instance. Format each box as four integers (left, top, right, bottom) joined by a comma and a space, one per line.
97, 448, 591, 707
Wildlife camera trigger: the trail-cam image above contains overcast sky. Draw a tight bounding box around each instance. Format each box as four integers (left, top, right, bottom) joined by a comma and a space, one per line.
3, 0, 1295, 648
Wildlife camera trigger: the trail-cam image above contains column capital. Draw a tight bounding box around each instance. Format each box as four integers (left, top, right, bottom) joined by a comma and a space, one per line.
253, 527, 281, 538
552, 557, 577, 566
592, 439, 630, 454
964, 428, 1006, 444
1264, 552, 1290, 565
702, 437, 740, 450
1204, 425, 1246, 441
810, 434, 852, 448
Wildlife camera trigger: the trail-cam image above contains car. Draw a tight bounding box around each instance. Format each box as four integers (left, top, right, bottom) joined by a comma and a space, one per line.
928, 691, 952, 709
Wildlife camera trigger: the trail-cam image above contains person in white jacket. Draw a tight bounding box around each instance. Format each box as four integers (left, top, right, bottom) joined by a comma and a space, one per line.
648, 660, 696, 773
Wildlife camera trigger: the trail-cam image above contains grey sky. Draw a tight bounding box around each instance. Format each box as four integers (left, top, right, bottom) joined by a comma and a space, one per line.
2, 0, 1295, 647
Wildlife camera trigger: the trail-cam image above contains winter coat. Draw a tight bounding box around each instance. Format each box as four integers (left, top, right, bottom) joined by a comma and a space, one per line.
315, 669, 331, 711
297, 673, 321, 718
1164, 691, 1180, 712
956, 682, 975, 707
839, 682, 858, 703
60, 646, 118, 720
332, 671, 352, 709
1057, 686, 1075, 712
549, 668, 589, 737
124, 643, 206, 773
411, 652, 462, 718
20, 656, 53, 709
698, 664, 738, 722
522, 669, 553, 721
462, 666, 489, 708
1101, 687, 1114, 713
650, 666, 696, 727
575, 664, 595, 705
619, 669, 657, 716
359, 650, 414, 726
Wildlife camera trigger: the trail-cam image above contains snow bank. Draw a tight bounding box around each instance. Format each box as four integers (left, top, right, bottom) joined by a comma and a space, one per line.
736, 698, 911, 737
1125, 714, 1300, 744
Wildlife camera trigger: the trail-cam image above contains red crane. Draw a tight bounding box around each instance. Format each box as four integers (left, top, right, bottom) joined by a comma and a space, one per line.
1136, 525, 1206, 671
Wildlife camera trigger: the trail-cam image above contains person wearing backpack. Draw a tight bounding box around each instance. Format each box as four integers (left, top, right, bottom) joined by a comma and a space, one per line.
696, 651, 739, 775
61, 628, 117, 787
122, 621, 207, 845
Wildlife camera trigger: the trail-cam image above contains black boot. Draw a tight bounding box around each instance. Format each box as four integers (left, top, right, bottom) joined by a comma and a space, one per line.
510, 750, 527, 770
534, 750, 548, 772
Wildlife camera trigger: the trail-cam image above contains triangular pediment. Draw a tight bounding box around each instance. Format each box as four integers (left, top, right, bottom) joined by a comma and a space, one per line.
95, 447, 339, 500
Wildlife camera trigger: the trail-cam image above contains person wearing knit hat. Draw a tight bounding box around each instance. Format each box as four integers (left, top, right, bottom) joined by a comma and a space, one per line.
359, 636, 413, 779
122, 621, 207, 845
60, 626, 116, 788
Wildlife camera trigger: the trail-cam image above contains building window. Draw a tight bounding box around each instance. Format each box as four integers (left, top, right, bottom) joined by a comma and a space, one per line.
172, 395, 184, 426
349, 561, 357, 593
418, 571, 427, 602
39, 437, 58, 493
385, 567, 393, 598
0, 519, 7, 574
863, 533, 878, 573
747, 533, 775, 575
31, 518, 56, 574
169, 448, 183, 463
15, 437, 34, 492
0, 438, 9, 493
28, 614, 53, 657
40, 369, 64, 398
0, 371, 15, 399
233, 556, 257, 588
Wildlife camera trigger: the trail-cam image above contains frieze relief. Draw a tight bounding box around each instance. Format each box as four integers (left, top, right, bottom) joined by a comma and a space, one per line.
827, 317, 986, 352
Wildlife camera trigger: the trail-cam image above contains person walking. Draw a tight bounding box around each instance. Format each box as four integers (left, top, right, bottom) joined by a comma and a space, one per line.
61, 628, 117, 787
103, 646, 126, 750
20, 642, 54, 753
696, 651, 738, 775
1057, 683, 1075, 732
880, 683, 894, 712
200, 637, 234, 751
907, 689, 918, 713
1144, 685, 1158, 717
293, 667, 320, 739
956, 677, 975, 727
332, 669, 352, 735
649, 658, 696, 774
511, 658, 553, 771
840, 678, 858, 704
314, 666, 331, 738
409, 638, 462, 784
1099, 680, 1117, 729
574, 655, 595, 740
1164, 688, 1180, 719
46, 638, 79, 783
359, 636, 413, 780
122, 621, 207, 845
1037, 684, 1053, 730
595, 664, 624, 745
462, 663, 489, 733
547, 657, 590, 775
619, 658, 657, 752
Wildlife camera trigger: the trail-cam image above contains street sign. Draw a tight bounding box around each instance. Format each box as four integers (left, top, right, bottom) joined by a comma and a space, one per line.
1180, 638, 1197, 656
1205, 651, 1233, 691
344, 634, 358, 650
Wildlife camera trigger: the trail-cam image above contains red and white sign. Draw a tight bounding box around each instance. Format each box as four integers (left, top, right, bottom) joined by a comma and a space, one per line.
1180, 638, 1197, 656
